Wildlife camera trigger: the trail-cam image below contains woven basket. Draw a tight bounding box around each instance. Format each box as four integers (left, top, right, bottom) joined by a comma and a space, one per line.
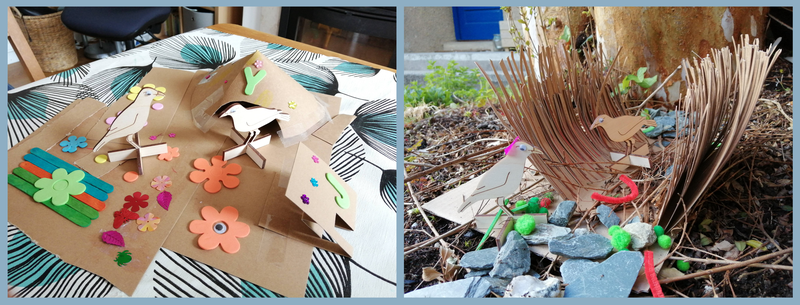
12, 8, 78, 72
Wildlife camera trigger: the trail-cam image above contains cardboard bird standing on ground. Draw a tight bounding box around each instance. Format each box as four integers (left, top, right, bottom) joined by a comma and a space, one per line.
458, 137, 543, 213
590, 114, 656, 156
220, 103, 290, 145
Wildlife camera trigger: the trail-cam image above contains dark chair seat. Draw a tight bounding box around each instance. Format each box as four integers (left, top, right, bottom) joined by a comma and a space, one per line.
61, 7, 171, 41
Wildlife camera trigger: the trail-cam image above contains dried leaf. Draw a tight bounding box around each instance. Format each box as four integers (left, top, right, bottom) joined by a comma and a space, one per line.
422, 267, 443, 282
657, 267, 685, 280
735, 240, 747, 251
101, 231, 125, 247
710, 240, 734, 252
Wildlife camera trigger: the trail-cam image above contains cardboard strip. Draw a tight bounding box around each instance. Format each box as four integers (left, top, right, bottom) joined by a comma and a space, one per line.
22, 154, 109, 202
8, 174, 92, 227
12, 167, 99, 220
30, 147, 114, 193
20, 161, 106, 211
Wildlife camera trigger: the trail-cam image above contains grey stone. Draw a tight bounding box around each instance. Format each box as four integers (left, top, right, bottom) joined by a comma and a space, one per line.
522, 224, 571, 245
525, 269, 541, 278
548, 233, 613, 259
460, 247, 499, 270
465, 269, 490, 278
623, 222, 656, 250
628, 216, 641, 224
596, 205, 620, 228
573, 228, 590, 236
405, 277, 491, 298
549, 200, 576, 227
560, 259, 599, 284
504, 276, 561, 298
490, 231, 531, 278
483, 276, 512, 296
563, 251, 644, 298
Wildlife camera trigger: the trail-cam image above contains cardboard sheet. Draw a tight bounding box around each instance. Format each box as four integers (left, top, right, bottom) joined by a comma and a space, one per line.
8, 66, 353, 297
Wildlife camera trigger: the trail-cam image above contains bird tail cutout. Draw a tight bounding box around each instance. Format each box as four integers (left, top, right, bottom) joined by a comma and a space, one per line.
93, 137, 111, 152
591, 175, 639, 204
644, 119, 657, 127
457, 196, 477, 212
277, 112, 291, 121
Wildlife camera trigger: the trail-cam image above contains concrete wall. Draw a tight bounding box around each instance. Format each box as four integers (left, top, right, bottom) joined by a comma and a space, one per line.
404, 7, 456, 53
242, 7, 281, 35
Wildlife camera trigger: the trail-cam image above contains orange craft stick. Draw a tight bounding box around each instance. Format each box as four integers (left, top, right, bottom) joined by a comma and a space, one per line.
20, 161, 106, 211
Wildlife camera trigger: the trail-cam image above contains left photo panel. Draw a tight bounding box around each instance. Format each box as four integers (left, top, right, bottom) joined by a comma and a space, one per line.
7, 6, 398, 297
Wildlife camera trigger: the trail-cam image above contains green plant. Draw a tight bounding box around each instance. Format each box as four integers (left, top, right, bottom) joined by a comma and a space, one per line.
618, 67, 658, 95
404, 60, 495, 108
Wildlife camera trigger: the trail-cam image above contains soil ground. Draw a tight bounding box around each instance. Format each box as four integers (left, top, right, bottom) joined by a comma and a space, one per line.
403, 58, 793, 297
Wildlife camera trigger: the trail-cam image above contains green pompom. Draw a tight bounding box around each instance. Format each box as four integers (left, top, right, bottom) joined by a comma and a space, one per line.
653, 225, 665, 237
610, 230, 631, 251
608, 225, 622, 236
538, 206, 548, 214
525, 198, 540, 213
544, 192, 554, 200
657, 235, 672, 249
676, 260, 690, 272
514, 214, 537, 235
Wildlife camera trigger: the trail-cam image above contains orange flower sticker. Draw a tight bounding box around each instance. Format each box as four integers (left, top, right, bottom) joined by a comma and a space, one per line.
137, 212, 160, 232
189, 156, 242, 193
189, 206, 250, 253
158, 146, 180, 161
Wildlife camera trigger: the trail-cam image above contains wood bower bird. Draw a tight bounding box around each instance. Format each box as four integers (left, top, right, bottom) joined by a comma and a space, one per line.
590, 114, 657, 156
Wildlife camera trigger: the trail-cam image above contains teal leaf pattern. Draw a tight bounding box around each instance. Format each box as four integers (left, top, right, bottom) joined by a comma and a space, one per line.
150, 35, 235, 70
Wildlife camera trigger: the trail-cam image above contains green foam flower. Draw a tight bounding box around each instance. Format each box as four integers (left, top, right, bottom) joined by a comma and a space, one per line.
33, 168, 86, 206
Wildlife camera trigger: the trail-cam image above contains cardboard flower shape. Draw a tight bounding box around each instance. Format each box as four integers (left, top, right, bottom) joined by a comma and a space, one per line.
59, 136, 88, 153
189, 156, 242, 194
189, 206, 250, 253
157, 146, 180, 161
137, 212, 160, 232
33, 168, 86, 206
151, 175, 173, 191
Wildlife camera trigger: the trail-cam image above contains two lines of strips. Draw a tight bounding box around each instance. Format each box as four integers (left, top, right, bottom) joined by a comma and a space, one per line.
8, 148, 114, 227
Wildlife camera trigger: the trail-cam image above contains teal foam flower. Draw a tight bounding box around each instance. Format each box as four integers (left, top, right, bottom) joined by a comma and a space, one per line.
59, 136, 88, 153
33, 168, 86, 206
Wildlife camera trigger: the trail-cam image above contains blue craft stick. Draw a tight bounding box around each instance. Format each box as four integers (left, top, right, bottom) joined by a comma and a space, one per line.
24, 154, 109, 201
30, 147, 114, 193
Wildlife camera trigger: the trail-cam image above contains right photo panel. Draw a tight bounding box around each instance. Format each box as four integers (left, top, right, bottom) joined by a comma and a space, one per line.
404, 6, 792, 298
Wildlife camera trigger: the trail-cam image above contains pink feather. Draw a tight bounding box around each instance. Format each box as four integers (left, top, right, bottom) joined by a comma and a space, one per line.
101, 231, 125, 247
504, 136, 520, 155
157, 191, 172, 210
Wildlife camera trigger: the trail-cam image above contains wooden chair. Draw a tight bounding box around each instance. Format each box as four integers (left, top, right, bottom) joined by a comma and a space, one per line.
7, 7, 46, 82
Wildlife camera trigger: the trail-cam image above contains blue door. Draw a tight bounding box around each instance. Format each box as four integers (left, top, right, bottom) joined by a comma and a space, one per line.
452, 7, 503, 41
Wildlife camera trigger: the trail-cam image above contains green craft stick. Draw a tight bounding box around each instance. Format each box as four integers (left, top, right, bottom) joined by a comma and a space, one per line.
30, 147, 113, 193
243, 66, 267, 95
8, 174, 91, 227
13, 167, 98, 220
325, 173, 350, 209
476, 200, 519, 250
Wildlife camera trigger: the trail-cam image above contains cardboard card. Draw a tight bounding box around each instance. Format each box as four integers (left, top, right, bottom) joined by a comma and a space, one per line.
190, 51, 330, 145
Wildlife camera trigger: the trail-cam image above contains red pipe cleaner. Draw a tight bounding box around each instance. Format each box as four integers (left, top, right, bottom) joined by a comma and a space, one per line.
591, 174, 639, 204
644, 250, 665, 298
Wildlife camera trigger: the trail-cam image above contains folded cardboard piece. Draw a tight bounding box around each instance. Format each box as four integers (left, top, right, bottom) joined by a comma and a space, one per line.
8, 52, 360, 297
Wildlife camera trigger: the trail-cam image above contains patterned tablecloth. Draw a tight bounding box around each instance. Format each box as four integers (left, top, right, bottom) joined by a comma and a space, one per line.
7, 27, 397, 297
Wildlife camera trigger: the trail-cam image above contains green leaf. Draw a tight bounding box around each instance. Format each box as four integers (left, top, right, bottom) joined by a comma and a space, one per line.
735, 240, 746, 251
639, 75, 658, 88
780, 205, 793, 211
699, 234, 712, 246
559, 25, 571, 42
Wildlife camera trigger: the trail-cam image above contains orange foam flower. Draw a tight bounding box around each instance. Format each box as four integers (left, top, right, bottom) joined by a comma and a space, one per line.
158, 146, 180, 161
189, 156, 242, 193
189, 206, 250, 253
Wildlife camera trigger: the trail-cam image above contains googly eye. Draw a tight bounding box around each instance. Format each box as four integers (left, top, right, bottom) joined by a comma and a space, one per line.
599, 118, 604, 123
213, 222, 227, 234
519, 144, 527, 151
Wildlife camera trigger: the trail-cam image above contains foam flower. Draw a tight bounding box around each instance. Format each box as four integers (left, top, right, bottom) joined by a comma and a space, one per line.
157, 146, 180, 161
288, 101, 297, 109
189, 156, 242, 194
189, 206, 250, 253
137, 212, 160, 232
128, 84, 166, 101
301, 194, 310, 204
311, 155, 319, 163
33, 168, 86, 206
310, 178, 319, 187
59, 136, 88, 153
151, 175, 173, 191
168, 133, 176, 138
253, 60, 263, 69
123, 191, 149, 212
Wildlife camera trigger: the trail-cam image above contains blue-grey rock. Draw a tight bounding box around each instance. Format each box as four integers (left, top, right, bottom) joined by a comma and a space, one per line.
405, 277, 491, 298
622, 222, 656, 250
596, 205, 620, 228
563, 251, 644, 298
560, 259, 599, 284
461, 247, 499, 270
465, 269, 490, 278
628, 216, 641, 224
490, 231, 531, 278
548, 233, 613, 259
642, 108, 689, 138
522, 223, 571, 245
549, 200, 576, 227
483, 276, 512, 296
573, 228, 590, 236
504, 276, 562, 298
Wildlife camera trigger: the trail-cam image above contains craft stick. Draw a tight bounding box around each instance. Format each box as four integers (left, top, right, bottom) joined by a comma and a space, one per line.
13, 167, 100, 220
20, 162, 106, 211
30, 147, 114, 193
8, 174, 92, 227
23, 155, 109, 201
